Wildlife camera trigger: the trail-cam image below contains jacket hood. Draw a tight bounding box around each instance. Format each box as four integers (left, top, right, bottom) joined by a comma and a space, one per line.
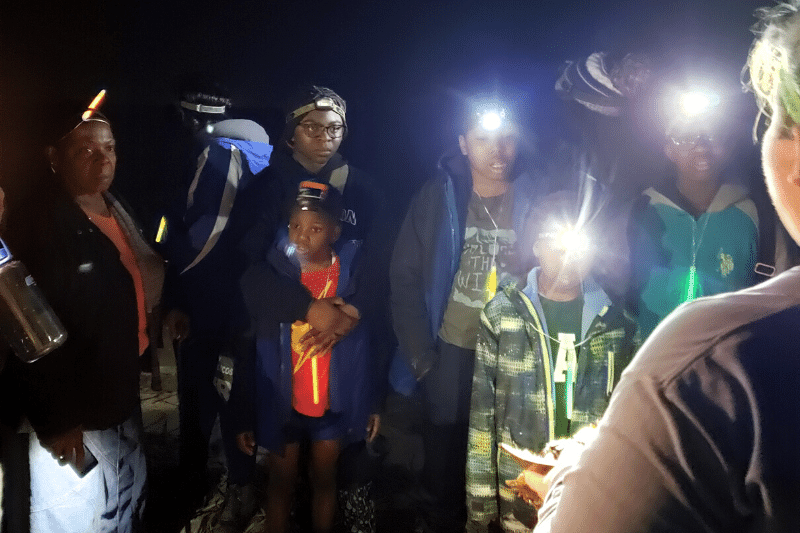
210, 119, 273, 175
643, 183, 751, 215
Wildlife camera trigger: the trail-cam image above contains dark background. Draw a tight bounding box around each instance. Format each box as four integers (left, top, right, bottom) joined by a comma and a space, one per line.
0, 0, 767, 229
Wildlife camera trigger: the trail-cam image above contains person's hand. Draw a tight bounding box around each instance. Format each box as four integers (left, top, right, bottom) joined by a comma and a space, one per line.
366, 413, 380, 442
40, 426, 84, 469
236, 431, 256, 456
302, 298, 359, 354
164, 309, 190, 343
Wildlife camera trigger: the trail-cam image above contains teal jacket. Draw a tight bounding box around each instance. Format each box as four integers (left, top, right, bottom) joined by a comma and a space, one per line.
629, 184, 759, 338
466, 270, 641, 529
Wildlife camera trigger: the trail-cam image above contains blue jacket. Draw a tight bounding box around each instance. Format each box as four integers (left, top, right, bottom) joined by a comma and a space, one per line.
390, 147, 542, 390
242, 235, 374, 452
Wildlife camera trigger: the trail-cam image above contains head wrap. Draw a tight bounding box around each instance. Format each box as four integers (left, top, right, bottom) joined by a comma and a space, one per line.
556, 52, 651, 116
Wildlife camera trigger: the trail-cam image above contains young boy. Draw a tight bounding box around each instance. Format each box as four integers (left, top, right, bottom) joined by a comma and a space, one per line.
236, 182, 376, 533
466, 191, 641, 532
391, 95, 542, 533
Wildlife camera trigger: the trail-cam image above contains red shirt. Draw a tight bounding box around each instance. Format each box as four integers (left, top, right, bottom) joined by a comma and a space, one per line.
291, 256, 340, 417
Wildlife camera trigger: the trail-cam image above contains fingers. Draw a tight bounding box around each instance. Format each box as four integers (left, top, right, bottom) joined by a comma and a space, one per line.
236, 432, 256, 456
366, 414, 381, 442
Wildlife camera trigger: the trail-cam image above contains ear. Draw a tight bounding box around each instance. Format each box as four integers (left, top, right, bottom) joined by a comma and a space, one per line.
46, 146, 58, 173
664, 143, 677, 163
332, 225, 342, 242
459, 135, 468, 156
286, 137, 295, 149
531, 239, 542, 259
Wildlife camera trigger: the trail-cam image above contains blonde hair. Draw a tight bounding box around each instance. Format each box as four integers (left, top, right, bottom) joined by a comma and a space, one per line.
746, 2, 800, 127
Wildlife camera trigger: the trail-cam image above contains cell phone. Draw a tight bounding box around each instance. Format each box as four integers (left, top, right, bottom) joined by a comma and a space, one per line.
71, 444, 98, 477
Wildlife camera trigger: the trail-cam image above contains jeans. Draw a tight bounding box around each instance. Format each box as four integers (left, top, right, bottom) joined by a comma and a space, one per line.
29, 415, 146, 533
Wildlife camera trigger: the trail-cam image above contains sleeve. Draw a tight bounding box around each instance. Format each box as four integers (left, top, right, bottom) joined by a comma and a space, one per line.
466, 304, 501, 529
389, 185, 439, 380
535, 354, 748, 533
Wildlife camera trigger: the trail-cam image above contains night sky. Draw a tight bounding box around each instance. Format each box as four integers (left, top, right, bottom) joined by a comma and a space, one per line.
0, 0, 768, 228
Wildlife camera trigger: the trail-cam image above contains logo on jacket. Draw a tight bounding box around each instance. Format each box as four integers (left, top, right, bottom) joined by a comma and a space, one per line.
719, 248, 733, 277
341, 209, 356, 226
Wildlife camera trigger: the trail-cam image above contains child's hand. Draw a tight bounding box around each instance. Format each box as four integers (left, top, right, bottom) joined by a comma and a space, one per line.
366, 414, 380, 442
236, 431, 256, 456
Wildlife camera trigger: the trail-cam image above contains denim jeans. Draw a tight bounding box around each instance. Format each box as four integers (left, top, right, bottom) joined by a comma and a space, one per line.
29, 415, 146, 533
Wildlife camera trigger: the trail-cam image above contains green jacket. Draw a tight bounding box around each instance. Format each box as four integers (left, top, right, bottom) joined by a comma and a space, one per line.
466, 271, 641, 529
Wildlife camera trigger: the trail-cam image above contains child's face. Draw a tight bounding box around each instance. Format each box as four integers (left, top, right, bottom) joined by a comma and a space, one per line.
458, 123, 519, 185
288, 209, 340, 265
534, 236, 592, 292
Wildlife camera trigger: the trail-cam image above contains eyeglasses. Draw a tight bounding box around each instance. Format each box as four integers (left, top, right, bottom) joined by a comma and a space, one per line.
669, 132, 714, 149
298, 121, 345, 139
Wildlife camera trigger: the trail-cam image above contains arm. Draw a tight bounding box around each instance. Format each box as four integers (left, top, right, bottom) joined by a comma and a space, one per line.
390, 186, 439, 380
466, 305, 501, 529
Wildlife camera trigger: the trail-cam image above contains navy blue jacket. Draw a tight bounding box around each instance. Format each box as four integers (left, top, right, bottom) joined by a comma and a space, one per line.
390, 147, 543, 384
235, 235, 374, 452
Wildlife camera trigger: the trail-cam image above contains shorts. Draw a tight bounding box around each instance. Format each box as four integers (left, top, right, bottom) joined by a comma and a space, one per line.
284, 409, 344, 443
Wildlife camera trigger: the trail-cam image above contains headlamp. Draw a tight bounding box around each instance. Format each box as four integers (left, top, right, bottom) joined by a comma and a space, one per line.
82, 90, 107, 121
289, 97, 346, 121
474, 105, 508, 132
179, 101, 227, 115
678, 90, 720, 119
297, 181, 329, 210
540, 224, 591, 257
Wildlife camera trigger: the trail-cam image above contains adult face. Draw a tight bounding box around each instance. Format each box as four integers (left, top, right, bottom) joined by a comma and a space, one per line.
761, 111, 800, 245
290, 109, 344, 173
459, 123, 519, 185
49, 120, 116, 198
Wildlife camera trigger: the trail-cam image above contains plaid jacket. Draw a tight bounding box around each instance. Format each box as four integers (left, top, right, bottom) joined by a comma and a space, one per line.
466, 271, 641, 529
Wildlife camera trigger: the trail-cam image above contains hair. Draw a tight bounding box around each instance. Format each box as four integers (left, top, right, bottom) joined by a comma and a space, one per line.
746, 1, 800, 127
523, 190, 582, 246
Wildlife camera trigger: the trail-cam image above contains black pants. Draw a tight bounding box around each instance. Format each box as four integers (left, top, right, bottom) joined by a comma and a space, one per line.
418, 341, 475, 533
177, 336, 255, 498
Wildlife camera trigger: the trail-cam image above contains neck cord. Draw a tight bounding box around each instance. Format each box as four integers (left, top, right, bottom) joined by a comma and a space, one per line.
686, 213, 711, 302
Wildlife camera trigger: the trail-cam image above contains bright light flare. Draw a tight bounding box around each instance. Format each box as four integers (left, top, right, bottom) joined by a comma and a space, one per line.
82, 89, 106, 120
557, 227, 590, 256
679, 90, 719, 118
479, 111, 503, 131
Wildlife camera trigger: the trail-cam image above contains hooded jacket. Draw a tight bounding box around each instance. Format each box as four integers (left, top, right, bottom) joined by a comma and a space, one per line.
390, 147, 542, 385
235, 234, 374, 452
467, 271, 640, 529
629, 183, 759, 338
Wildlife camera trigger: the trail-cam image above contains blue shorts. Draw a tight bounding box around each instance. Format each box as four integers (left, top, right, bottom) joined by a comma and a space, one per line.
284, 409, 344, 443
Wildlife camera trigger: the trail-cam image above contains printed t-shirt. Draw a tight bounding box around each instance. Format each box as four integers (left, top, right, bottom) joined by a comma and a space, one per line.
439, 189, 516, 349
539, 294, 583, 438
291, 256, 340, 417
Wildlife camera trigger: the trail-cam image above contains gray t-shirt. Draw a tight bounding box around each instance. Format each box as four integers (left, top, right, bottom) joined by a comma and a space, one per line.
439, 190, 516, 349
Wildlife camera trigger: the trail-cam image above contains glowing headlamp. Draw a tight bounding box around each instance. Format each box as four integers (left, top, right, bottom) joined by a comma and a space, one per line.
82, 89, 106, 121
290, 97, 346, 121
540, 224, 591, 257
678, 90, 720, 119
474, 105, 508, 132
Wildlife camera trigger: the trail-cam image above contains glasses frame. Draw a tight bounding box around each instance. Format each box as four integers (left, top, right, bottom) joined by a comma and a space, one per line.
297, 121, 346, 139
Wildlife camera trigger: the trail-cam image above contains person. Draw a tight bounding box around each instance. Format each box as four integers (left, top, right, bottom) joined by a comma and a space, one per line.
235, 85, 387, 532
532, 3, 800, 531
465, 191, 640, 532
234, 181, 377, 533
627, 83, 760, 339
3, 91, 164, 532
390, 95, 542, 533
159, 80, 273, 523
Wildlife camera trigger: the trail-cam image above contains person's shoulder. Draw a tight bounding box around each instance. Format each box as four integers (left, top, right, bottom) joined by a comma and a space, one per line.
628, 269, 800, 381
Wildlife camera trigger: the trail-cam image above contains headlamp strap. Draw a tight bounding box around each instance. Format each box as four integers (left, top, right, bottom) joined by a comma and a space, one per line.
289, 98, 346, 121
180, 101, 227, 114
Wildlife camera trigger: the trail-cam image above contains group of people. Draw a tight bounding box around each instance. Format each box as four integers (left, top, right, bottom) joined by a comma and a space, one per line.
4, 2, 800, 532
